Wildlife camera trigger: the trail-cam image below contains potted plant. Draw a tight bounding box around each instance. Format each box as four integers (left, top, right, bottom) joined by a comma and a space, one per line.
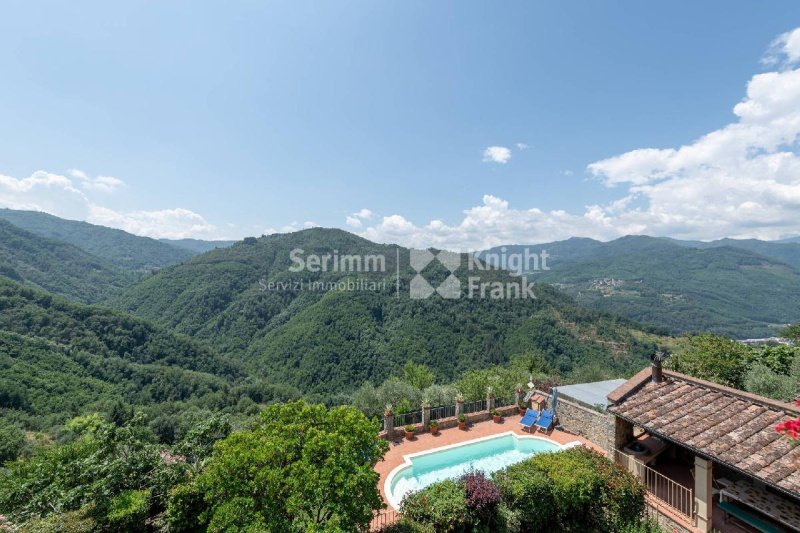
384, 404, 393, 417
404, 424, 415, 440
458, 414, 467, 430
491, 408, 502, 423
486, 386, 494, 399
429, 420, 439, 435
518, 402, 527, 416
454, 392, 464, 404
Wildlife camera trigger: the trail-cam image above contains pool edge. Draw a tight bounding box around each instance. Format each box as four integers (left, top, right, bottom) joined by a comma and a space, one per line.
383, 430, 568, 510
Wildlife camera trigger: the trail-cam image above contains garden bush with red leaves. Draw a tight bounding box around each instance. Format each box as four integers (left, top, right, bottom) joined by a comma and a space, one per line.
460, 471, 501, 521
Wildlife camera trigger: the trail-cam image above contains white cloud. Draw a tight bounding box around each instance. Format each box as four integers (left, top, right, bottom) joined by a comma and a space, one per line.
516, 143, 529, 151
345, 208, 374, 227
359, 195, 616, 250
69, 169, 126, 192
482, 146, 512, 164
264, 221, 319, 235
360, 27, 800, 248
0, 169, 222, 239
87, 205, 217, 239
763, 27, 800, 67
0, 170, 89, 220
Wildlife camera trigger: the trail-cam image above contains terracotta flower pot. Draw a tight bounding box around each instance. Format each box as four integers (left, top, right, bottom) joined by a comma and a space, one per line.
518, 407, 526, 416
430, 427, 439, 435
404, 431, 414, 440
493, 415, 502, 423
458, 421, 467, 430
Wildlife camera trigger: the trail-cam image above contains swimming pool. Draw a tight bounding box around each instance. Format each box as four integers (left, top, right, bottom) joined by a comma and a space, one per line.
385, 431, 563, 509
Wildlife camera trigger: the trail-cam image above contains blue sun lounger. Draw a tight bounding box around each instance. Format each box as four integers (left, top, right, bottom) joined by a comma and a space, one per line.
534, 409, 555, 433
519, 408, 539, 432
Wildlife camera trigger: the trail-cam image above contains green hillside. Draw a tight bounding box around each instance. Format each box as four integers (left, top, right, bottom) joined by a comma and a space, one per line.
112, 228, 665, 395
0, 278, 297, 433
485, 236, 800, 338
0, 219, 139, 303
0, 208, 193, 270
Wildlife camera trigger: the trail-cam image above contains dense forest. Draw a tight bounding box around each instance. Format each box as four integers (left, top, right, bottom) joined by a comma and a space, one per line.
111, 228, 666, 394
486, 235, 800, 337
0, 220, 140, 303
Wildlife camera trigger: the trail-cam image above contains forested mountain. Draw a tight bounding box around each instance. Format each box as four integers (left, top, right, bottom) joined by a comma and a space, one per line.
0, 278, 297, 434
483, 236, 800, 338
666, 237, 800, 270
112, 228, 665, 395
0, 220, 139, 303
0, 209, 194, 270
159, 237, 236, 253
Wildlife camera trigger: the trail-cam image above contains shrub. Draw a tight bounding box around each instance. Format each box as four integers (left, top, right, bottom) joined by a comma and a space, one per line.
494, 448, 645, 531
457, 414, 466, 423
401, 479, 467, 532
106, 489, 151, 531
0, 419, 25, 463
16, 506, 97, 532
460, 471, 501, 525
493, 461, 556, 531
405, 424, 416, 433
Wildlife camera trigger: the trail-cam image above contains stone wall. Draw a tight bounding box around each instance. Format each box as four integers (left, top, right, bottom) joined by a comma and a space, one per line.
554, 394, 615, 454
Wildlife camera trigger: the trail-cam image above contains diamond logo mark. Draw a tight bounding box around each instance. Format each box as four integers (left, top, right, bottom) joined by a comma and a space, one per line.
408, 249, 462, 299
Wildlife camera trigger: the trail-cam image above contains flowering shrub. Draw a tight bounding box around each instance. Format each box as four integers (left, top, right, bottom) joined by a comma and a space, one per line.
776, 399, 800, 443
460, 471, 501, 521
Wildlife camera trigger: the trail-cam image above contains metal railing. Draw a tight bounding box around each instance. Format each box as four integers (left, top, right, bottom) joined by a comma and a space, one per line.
430, 404, 456, 421
463, 399, 487, 414
494, 396, 514, 408
614, 450, 695, 520
393, 397, 516, 427
367, 508, 400, 531
394, 410, 422, 426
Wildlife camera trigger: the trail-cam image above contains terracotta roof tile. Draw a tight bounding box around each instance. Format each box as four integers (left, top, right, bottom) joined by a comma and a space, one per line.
608, 370, 800, 497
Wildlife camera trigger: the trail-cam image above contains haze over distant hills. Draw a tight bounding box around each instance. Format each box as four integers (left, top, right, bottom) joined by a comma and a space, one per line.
0, 219, 139, 303
483, 235, 800, 338
0, 209, 202, 270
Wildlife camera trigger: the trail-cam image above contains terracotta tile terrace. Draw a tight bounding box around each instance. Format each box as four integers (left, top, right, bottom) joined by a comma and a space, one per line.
374, 411, 601, 509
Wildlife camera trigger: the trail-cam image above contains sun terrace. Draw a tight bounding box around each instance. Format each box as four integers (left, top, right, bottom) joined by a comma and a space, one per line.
371, 363, 800, 533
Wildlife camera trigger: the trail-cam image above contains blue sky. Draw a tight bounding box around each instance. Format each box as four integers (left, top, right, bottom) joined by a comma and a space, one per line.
1, 2, 800, 248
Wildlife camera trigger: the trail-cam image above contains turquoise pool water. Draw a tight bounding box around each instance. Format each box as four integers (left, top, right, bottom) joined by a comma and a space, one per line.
386, 433, 561, 507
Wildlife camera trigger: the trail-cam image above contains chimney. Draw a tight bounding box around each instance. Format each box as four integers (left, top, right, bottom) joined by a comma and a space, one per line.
651, 352, 664, 384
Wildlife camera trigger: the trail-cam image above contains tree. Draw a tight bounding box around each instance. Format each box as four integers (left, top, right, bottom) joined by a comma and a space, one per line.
743, 364, 797, 401
198, 401, 389, 532
403, 361, 435, 390
0, 418, 25, 463
668, 334, 752, 388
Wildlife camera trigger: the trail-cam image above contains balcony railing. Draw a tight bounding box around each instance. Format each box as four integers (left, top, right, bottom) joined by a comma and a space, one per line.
614, 450, 695, 520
